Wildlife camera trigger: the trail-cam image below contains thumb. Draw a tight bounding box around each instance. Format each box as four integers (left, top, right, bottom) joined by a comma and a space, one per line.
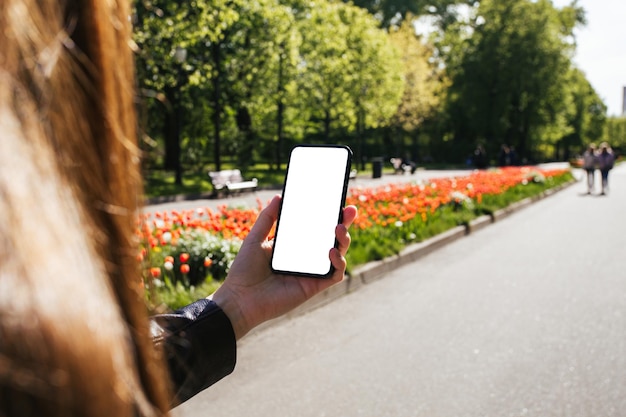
246, 194, 281, 243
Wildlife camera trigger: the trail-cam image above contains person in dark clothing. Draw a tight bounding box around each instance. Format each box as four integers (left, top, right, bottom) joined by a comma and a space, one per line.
597, 142, 615, 195
473, 145, 488, 169
0, 1, 357, 416
582, 143, 598, 194
498, 144, 511, 167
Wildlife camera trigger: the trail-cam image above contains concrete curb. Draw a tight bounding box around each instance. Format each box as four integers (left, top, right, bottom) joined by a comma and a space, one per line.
352, 225, 468, 285
247, 179, 576, 338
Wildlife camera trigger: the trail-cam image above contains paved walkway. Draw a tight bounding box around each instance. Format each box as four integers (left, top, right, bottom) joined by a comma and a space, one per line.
174, 163, 626, 417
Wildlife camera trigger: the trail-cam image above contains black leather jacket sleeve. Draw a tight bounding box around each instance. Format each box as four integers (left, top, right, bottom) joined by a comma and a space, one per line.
151, 298, 237, 406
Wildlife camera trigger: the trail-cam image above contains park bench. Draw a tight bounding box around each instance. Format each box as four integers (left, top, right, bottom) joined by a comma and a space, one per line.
390, 158, 413, 175
208, 169, 258, 197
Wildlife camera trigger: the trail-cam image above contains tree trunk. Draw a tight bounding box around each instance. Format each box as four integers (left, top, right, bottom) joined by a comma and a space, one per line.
276, 46, 285, 171
163, 87, 177, 171
211, 42, 222, 172
276, 99, 284, 170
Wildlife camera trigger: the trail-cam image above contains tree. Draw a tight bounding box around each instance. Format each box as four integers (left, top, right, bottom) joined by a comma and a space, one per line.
343, 5, 405, 168
388, 16, 444, 161
442, 0, 586, 162
293, 0, 403, 151
551, 68, 605, 160
135, 0, 297, 173
604, 117, 626, 154
210, 0, 296, 171
134, 0, 241, 177
235, 3, 301, 170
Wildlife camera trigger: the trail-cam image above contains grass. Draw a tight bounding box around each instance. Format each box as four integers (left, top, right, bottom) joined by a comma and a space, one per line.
143, 163, 289, 198
146, 278, 222, 314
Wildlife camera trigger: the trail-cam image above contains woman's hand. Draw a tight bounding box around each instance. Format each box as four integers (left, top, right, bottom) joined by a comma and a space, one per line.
211, 195, 358, 339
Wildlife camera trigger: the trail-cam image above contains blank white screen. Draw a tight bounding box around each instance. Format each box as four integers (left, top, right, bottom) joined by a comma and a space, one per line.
271, 146, 350, 276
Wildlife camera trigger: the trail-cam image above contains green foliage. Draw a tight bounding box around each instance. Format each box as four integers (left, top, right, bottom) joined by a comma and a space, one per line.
143, 230, 242, 286
142, 229, 242, 310
603, 117, 626, 153
345, 203, 461, 268
134, 0, 409, 175
388, 18, 442, 133
143, 162, 286, 198
134, 0, 607, 177
175, 230, 242, 282
147, 277, 222, 312
292, 0, 404, 140
143, 169, 214, 198
437, 0, 600, 163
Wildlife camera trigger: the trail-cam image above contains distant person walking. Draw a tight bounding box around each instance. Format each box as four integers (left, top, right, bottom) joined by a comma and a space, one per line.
597, 142, 615, 195
582, 143, 598, 194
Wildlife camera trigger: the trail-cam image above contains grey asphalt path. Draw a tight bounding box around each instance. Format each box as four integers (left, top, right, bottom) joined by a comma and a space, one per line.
174, 163, 626, 417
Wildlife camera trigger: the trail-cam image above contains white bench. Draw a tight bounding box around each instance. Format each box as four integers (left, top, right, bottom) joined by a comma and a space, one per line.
390, 158, 413, 175
208, 169, 258, 196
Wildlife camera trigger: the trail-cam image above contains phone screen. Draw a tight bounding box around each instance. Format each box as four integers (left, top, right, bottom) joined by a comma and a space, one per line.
271, 145, 352, 277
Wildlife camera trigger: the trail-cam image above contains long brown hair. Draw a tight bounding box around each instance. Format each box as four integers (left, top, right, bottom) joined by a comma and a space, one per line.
0, 0, 170, 415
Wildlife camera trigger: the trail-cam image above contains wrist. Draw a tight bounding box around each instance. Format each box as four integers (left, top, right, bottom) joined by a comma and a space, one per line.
209, 287, 251, 340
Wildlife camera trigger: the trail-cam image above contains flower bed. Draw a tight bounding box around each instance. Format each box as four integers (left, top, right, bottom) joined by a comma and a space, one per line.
137, 202, 264, 310
138, 166, 573, 310
344, 166, 571, 267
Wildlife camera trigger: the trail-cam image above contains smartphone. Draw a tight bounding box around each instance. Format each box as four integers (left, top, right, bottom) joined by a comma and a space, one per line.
271, 145, 353, 277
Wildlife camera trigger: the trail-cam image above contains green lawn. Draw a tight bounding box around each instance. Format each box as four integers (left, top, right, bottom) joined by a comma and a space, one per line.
143, 164, 288, 198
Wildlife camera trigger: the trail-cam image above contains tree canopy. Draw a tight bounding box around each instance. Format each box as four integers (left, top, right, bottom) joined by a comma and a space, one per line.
440, 0, 593, 162
132, 0, 609, 180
